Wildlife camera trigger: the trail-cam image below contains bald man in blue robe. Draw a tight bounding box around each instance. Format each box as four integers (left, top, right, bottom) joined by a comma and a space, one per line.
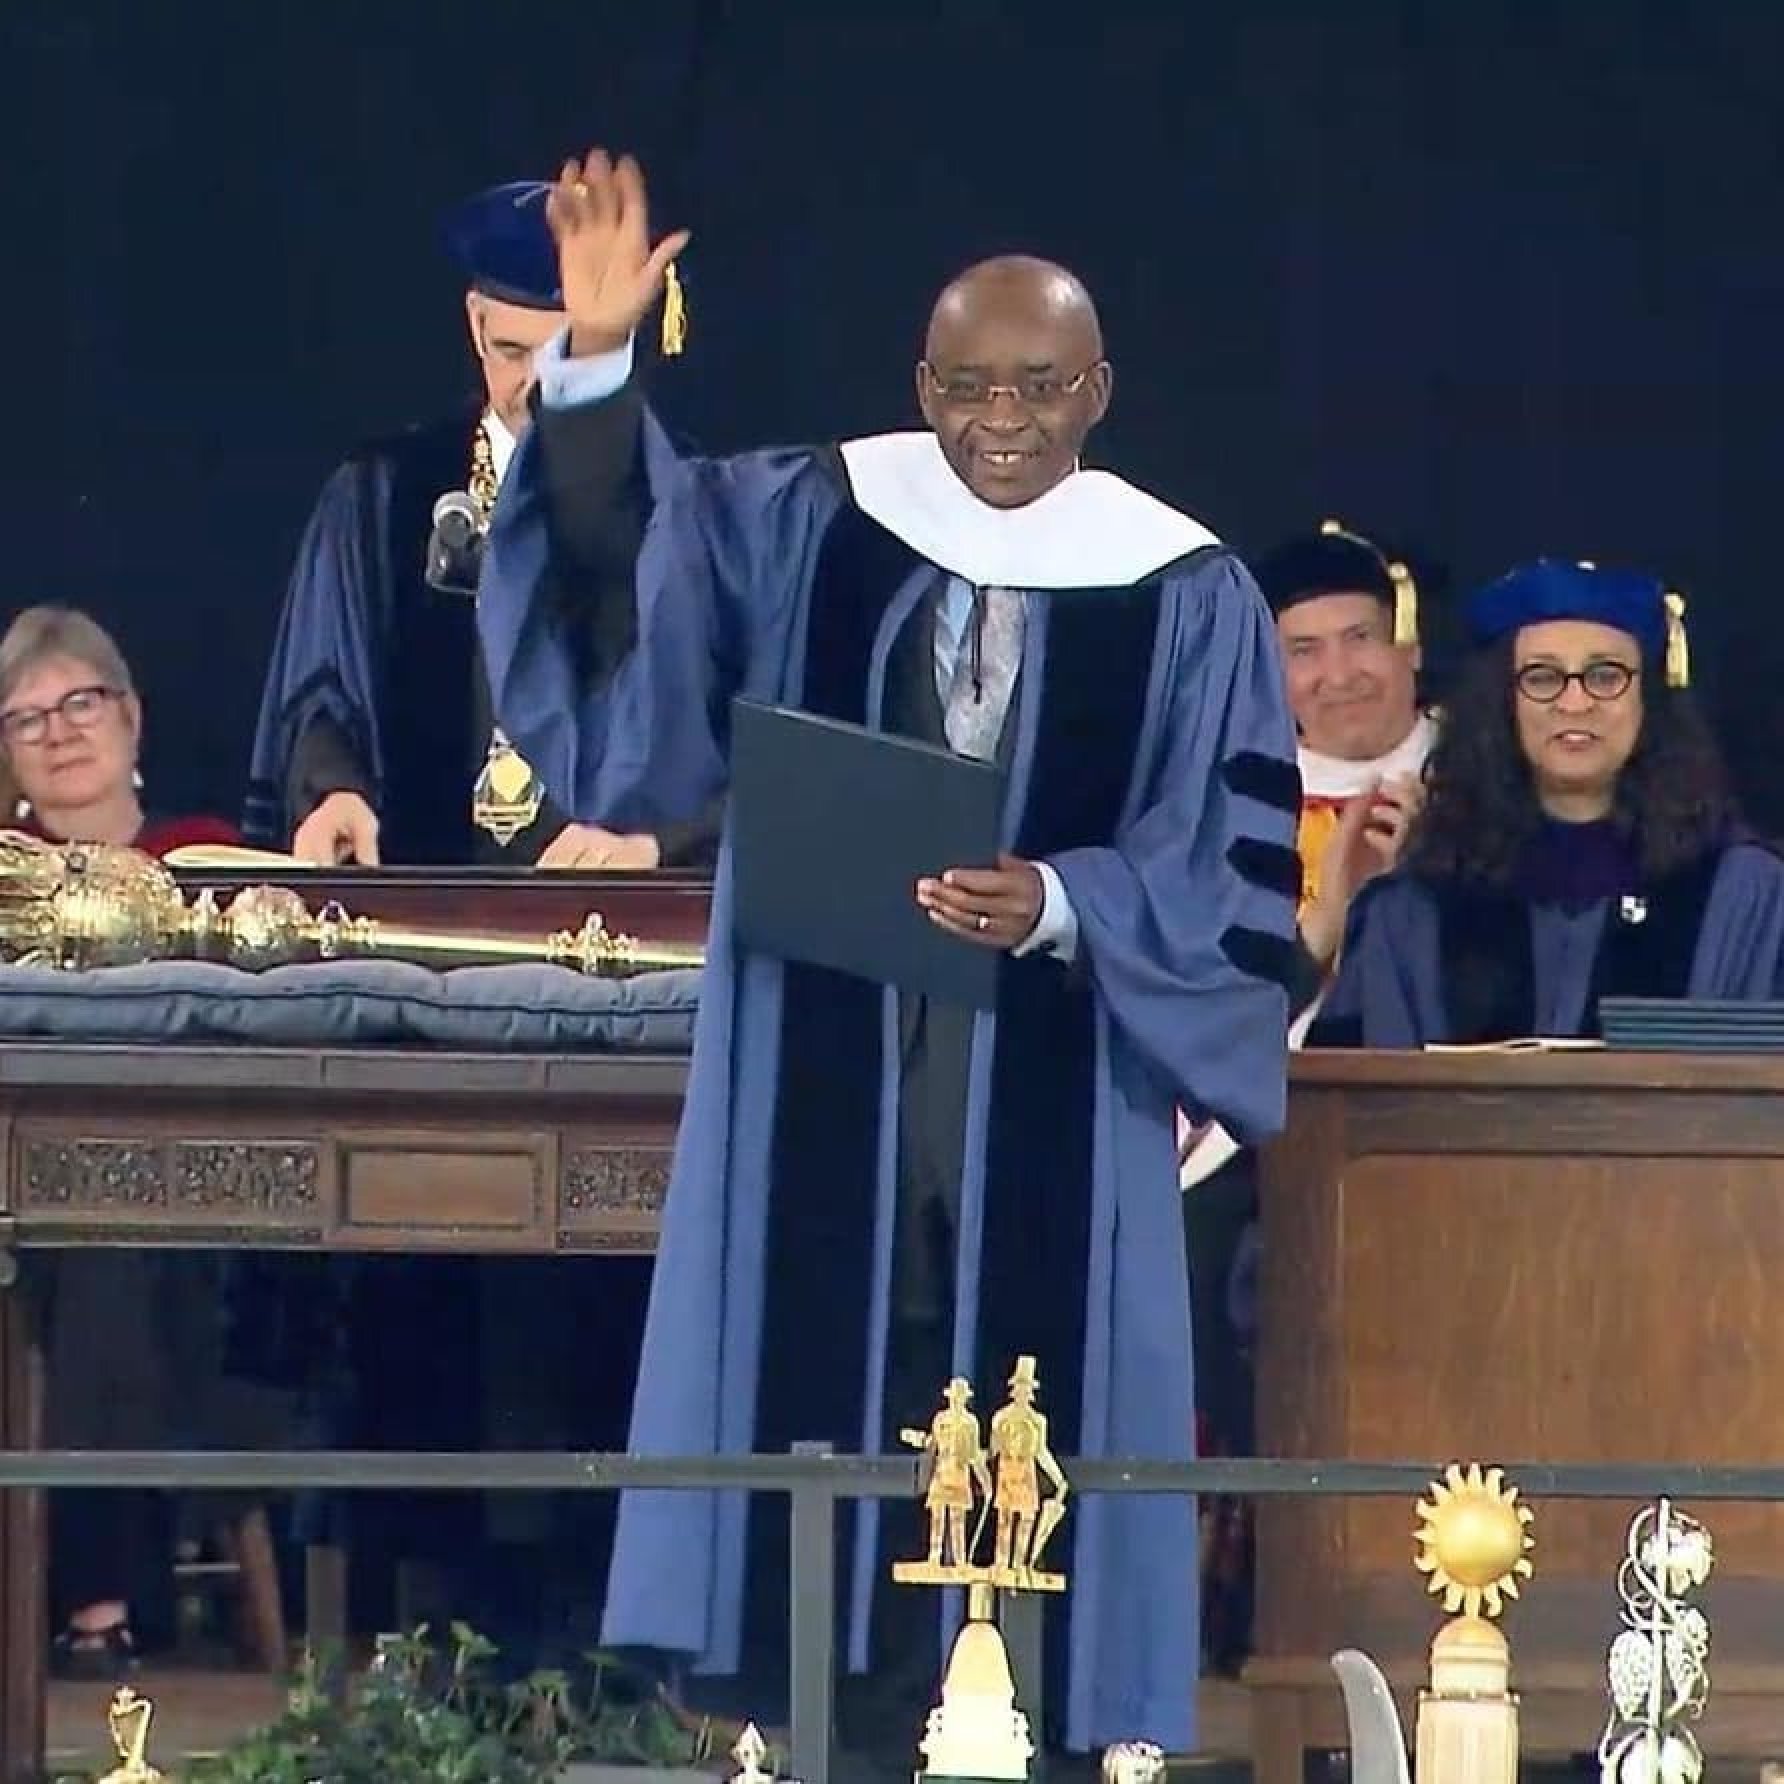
478, 149, 1302, 1754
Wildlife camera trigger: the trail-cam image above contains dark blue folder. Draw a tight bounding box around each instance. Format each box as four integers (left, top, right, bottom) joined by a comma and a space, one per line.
729, 697, 1006, 1009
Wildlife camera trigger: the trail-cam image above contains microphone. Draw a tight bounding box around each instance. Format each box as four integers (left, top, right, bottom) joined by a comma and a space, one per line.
426, 489, 488, 597
432, 489, 485, 551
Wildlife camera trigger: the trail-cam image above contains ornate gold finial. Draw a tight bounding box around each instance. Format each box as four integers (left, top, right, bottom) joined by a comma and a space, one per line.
1411, 1464, 1536, 1784
99, 1686, 163, 1783
661, 260, 688, 357
1414, 1461, 1535, 1619
1663, 590, 1690, 690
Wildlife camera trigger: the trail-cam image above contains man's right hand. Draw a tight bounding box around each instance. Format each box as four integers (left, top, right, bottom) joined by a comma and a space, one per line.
292, 791, 381, 866
537, 821, 661, 871
548, 149, 692, 358
1298, 773, 1422, 966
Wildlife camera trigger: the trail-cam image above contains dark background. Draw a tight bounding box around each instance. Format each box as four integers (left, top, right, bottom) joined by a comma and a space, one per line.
14, 1, 1784, 830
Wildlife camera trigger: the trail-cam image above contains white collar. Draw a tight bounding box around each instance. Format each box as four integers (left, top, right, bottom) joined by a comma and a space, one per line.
836, 431, 1218, 589
1298, 711, 1439, 799
484, 410, 519, 487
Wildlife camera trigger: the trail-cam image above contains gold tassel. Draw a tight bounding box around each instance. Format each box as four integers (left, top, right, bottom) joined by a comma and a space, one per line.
1664, 589, 1690, 689
1319, 516, 1418, 647
661, 261, 688, 358
1389, 559, 1419, 647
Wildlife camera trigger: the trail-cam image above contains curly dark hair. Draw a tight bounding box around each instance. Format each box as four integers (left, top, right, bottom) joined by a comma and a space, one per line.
1406, 635, 1737, 887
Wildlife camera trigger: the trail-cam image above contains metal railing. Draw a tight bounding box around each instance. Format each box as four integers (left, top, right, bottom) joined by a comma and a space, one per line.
9, 1449, 1782, 1784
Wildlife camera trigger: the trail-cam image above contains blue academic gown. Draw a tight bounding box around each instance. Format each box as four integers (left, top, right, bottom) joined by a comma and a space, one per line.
244, 415, 501, 862
479, 375, 1302, 1750
1315, 831, 1784, 1046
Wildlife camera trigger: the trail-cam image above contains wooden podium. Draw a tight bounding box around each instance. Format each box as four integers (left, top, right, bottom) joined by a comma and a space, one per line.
1249, 1048, 1784, 1784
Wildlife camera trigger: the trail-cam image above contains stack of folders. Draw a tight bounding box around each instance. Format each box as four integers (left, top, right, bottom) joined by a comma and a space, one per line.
1598, 997, 1784, 1051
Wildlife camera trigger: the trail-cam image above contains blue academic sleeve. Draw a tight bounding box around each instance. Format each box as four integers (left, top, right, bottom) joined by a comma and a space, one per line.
1311, 872, 1449, 1048
1689, 841, 1784, 997
479, 386, 837, 827
243, 459, 392, 845
1046, 554, 1303, 1145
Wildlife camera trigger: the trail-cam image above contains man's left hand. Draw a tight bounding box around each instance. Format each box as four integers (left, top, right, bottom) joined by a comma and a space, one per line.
916, 853, 1043, 950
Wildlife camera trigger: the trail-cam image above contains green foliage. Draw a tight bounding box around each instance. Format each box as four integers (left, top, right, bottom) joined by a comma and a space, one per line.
180, 1622, 725, 1784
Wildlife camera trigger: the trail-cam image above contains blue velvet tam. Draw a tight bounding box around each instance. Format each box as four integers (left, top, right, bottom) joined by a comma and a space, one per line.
443, 180, 563, 310
1466, 558, 1667, 659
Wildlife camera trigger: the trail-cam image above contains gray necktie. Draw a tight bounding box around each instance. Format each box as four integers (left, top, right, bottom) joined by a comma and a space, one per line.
943, 586, 1025, 761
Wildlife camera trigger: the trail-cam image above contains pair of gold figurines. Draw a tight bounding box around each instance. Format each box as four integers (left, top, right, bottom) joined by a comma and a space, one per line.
892, 1353, 1070, 1593
890, 1354, 1072, 1784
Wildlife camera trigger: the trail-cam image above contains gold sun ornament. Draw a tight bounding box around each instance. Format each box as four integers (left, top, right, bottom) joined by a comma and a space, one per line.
1413, 1462, 1536, 1619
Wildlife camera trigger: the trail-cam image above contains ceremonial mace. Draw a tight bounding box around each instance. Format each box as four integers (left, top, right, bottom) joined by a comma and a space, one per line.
0, 831, 703, 974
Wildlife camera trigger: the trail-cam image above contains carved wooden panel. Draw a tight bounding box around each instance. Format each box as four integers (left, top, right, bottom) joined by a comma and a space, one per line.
19, 1138, 168, 1210
174, 1140, 320, 1216
558, 1144, 671, 1250
14, 1135, 322, 1230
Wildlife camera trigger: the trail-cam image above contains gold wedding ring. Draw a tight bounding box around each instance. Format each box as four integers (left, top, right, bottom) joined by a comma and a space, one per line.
573, 181, 590, 198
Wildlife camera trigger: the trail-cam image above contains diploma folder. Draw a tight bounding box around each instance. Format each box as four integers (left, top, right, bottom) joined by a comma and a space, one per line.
730, 697, 1005, 1009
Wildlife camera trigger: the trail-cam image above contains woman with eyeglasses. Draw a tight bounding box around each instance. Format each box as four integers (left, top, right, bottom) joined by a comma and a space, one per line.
1312, 559, 1784, 1047
0, 606, 238, 857
0, 606, 272, 1676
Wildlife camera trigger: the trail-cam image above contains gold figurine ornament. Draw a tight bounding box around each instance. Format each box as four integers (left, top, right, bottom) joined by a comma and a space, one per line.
892, 1354, 1070, 1594
900, 1375, 992, 1574
989, 1355, 1070, 1588
894, 1356, 1070, 1784
99, 1686, 163, 1783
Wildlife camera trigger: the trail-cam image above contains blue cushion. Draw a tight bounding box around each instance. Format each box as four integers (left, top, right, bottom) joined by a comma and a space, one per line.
0, 959, 699, 1051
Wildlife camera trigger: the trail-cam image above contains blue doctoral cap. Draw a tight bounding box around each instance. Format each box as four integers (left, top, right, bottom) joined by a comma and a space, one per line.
443, 180, 562, 310
1467, 559, 1664, 655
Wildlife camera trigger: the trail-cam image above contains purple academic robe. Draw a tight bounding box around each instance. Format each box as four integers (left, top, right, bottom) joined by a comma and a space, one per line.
1315, 832, 1784, 1046
479, 412, 1301, 1750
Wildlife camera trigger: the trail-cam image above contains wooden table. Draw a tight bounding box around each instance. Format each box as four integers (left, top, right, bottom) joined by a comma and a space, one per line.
1249, 1048, 1784, 1783
0, 866, 705, 1781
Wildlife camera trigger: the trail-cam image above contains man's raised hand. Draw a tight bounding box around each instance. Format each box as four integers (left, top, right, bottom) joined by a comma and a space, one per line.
548, 150, 691, 358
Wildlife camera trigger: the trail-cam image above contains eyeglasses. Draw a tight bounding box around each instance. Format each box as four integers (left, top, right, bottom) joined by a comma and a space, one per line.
920, 362, 1102, 409
0, 684, 125, 746
1514, 661, 1639, 704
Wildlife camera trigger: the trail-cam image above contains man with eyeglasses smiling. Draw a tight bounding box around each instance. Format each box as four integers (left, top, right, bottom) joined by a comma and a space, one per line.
476, 149, 1303, 1760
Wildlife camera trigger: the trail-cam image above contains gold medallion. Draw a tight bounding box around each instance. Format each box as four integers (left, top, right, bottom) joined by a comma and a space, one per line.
472, 727, 544, 846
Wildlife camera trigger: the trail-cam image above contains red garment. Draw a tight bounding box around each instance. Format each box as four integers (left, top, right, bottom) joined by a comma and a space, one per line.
12, 812, 241, 859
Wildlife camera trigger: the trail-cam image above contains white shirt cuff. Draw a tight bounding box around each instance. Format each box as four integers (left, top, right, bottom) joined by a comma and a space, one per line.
535, 328, 636, 409
1013, 861, 1078, 965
